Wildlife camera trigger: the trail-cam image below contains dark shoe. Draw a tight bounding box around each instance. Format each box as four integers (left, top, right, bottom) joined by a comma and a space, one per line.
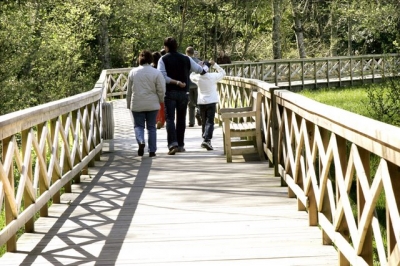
168, 146, 177, 155
177, 146, 186, 152
149, 152, 156, 157
188, 124, 194, 127
138, 143, 145, 156
201, 140, 213, 151
196, 115, 202, 126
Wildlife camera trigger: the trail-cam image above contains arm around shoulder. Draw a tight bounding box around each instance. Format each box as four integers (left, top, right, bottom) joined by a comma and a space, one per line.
156, 72, 166, 103
212, 63, 226, 81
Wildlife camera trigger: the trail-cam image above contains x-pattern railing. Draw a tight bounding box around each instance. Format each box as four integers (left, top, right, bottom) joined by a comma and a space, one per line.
0, 74, 105, 252
221, 54, 400, 88
216, 75, 400, 265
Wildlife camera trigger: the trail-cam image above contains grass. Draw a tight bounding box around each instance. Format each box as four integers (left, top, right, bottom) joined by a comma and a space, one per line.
299, 87, 371, 118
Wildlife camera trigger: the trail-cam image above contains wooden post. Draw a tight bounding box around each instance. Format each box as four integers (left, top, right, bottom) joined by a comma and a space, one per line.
350, 58, 353, 86
306, 120, 317, 226
71, 110, 81, 184
372, 56, 375, 83
62, 114, 72, 193
81, 107, 89, 175
320, 128, 332, 245
3, 137, 17, 252
95, 100, 102, 161
361, 56, 365, 84
37, 123, 48, 217
50, 118, 60, 204
357, 147, 373, 265
336, 135, 350, 266
387, 161, 400, 262
326, 59, 330, 88
314, 60, 317, 89
22, 129, 34, 233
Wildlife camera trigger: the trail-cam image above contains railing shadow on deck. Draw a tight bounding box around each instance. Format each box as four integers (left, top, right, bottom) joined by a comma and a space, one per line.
1, 54, 400, 265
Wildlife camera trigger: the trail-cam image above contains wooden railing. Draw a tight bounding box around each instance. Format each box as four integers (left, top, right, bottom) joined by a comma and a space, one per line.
220, 54, 400, 90
216, 76, 400, 266
2, 55, 400, 264
0, 71, 107, 251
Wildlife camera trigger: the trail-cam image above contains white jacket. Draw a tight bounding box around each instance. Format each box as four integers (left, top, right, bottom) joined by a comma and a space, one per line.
126, 65, 165, 112
190, 63, 226, 105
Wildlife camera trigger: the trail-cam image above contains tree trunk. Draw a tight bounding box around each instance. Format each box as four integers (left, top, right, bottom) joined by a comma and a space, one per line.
329, 1, 338, 57
100, 15, 111, 69
178, 0, 188, 49
290, 0, 307, 58
272, 0, 282, 59
347, 10, 352, 56
213, 5, 218, 60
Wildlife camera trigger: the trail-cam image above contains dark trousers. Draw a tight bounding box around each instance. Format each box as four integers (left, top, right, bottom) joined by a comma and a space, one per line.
199, 103, 216, 141
164, 90, 189, 149
188, 87, 200, 125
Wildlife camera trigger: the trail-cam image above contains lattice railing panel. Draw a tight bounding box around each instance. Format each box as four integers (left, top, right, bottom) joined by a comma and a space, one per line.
274, 89, 400, 265
0, 79, 104, 251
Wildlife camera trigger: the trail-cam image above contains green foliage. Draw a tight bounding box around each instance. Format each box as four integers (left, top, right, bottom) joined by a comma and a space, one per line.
1, 0, 400, 114
366, 79, 400, 126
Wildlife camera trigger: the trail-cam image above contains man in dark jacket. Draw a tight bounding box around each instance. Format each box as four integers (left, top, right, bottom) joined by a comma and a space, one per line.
157, 37, 204, 155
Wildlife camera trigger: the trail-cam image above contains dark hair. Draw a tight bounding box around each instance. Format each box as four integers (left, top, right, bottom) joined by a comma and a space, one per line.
163, 37, 178, 52
160, 49, 166, 55
138, 50, 153, 65
152, 51, 162, 68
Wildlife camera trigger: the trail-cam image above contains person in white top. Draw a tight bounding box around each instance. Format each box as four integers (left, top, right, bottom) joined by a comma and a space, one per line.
190, 60, 226, 150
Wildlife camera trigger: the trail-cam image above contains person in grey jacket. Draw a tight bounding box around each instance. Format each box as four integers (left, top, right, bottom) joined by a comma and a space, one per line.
126, 50, 166, 157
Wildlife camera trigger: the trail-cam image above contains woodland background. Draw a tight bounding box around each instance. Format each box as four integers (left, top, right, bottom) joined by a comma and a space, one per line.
1, 0, 399, 116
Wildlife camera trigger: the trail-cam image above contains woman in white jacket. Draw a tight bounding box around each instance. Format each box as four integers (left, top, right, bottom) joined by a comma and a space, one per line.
190, 60, 226, 150
126, 50, 166, 157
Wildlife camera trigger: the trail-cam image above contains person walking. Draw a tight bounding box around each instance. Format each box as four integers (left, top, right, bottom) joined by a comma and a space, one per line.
190, 60, 226, 151
185, 46, 202, 127
126, 50, 166, 157
157, 37, 204, 155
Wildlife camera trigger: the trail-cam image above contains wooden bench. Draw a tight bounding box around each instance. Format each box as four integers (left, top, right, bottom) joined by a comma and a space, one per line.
219, 92, 264, 162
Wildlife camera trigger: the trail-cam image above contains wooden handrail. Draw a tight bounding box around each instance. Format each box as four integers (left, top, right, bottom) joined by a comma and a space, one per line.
216, 75, 400, 265
0, 71, 107, 251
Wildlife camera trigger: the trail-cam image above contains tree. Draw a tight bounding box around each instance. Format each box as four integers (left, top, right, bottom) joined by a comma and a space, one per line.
289, 0, 307, 58
272, 0, 282, 59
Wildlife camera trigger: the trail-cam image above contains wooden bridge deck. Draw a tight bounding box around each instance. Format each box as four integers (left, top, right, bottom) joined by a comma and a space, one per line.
0, 100, 338, 265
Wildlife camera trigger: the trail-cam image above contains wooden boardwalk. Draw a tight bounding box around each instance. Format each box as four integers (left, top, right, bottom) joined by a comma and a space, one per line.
0, 100, 338, 265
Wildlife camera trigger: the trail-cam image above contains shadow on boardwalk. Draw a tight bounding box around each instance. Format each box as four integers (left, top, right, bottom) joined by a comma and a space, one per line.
0, 100, 337, 265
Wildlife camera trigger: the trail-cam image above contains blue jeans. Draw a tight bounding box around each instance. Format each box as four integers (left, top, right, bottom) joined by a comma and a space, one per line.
164, 90, 188, 149
199, 103, 216, 141
132, 110, 158, 153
